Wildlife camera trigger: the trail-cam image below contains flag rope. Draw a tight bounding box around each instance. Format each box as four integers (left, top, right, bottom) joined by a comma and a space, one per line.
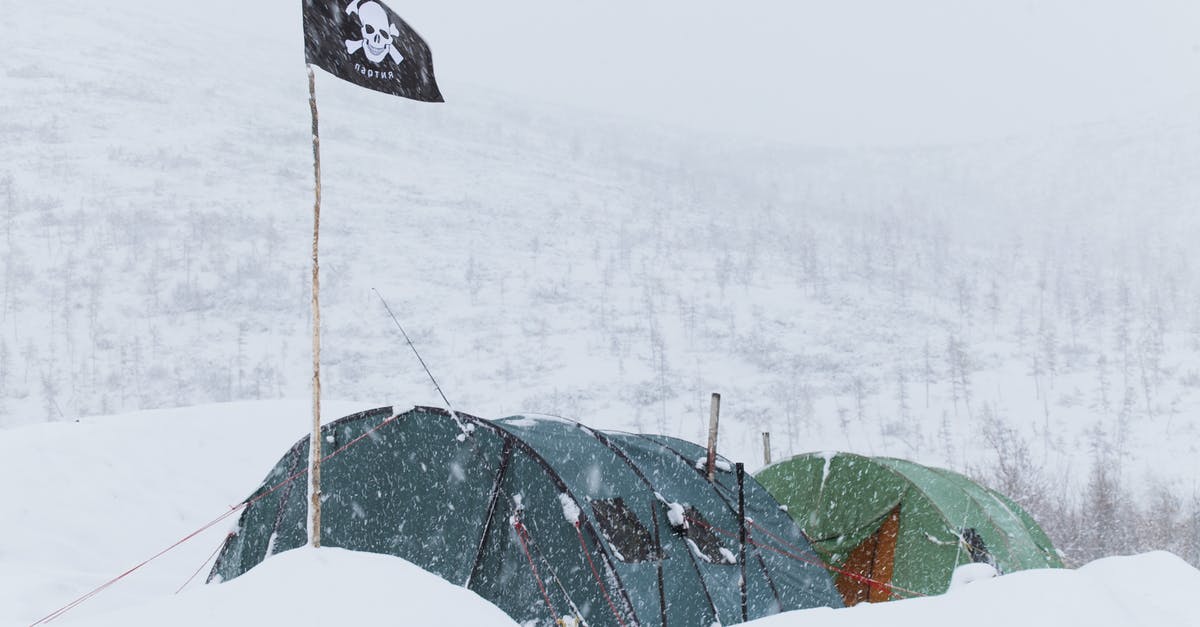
174, 533, 233, 594
28, 410, 407, 625
573, 522, 628, 627
512, 519, 562, 625
30, 507, 245, 626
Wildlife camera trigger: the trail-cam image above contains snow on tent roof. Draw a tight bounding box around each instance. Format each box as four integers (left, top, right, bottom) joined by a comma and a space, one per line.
209, 406, 842, 626
756, 452, 1063, 605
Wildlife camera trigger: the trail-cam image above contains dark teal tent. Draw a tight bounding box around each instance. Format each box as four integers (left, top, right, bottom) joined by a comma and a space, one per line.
210, 406, 841, 626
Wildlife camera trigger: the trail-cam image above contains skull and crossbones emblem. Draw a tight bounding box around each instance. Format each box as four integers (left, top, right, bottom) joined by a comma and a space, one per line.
345, 0, 405, 65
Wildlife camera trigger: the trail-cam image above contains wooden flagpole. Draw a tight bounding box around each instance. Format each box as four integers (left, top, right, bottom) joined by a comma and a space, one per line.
306, 64, 323, 549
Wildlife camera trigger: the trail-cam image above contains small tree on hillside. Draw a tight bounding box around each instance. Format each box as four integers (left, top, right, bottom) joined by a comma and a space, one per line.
1095, 354, 1112, 414
0, 338, 7, 395
986, 275, 1001, 331
1081, 430, 1121, 561
851, 375, 868, 427
922, 339, 936, 409
895, 365, 911, 423
1186, 493, 1200, 566
975, 405, 1048, 515
946, 334, 973, 420
1143, 482, 1183, 557
1039, 319, 1058, 389
1115, 280, 1133, 389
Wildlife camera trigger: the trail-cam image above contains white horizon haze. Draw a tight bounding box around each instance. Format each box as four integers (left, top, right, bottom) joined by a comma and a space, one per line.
392, 0, 1200, 146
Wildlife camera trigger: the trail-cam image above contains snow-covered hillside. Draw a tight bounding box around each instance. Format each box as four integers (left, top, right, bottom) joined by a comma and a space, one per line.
2, 0, 1199, 568
5, 402, 1198, 627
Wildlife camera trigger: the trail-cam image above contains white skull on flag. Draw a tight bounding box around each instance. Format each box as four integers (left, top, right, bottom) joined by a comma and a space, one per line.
345, 0, 405, 65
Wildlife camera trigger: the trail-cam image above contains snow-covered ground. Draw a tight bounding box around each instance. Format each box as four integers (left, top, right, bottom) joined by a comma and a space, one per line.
0, 401, 367, 626
751, 553, 1200, 627
4, 401, 1198, 626
54, 548, 520, 627
52, 552, 1200, 627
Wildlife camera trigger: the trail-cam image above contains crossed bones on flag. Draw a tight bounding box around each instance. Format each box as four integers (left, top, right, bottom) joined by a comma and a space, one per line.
344, 0, 405, 65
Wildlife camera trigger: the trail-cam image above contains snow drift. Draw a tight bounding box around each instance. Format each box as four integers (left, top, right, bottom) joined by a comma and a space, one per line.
747, 552, 1200, 627
53, 548, 518, 627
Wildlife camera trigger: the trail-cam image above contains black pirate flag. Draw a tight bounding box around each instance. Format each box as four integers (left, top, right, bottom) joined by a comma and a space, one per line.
303, 0, 443, 102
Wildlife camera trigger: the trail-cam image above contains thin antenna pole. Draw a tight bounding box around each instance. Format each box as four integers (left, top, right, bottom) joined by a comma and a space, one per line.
373, 288, 468, 433
307, 64, 323, 549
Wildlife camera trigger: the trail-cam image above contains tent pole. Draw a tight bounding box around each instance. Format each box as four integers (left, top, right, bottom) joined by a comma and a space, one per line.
737, 462, 748, 623
306, 64, 323, 549
762, 432, 772, 465
465, 441, 513, 588
705, 393, 721, 482
650, 498, 668, 627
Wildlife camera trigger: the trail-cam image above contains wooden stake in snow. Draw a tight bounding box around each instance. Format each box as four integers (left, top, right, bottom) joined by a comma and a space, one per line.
307, 64, 323, 549
706, 392, 721, 482
762, 432, 772, 465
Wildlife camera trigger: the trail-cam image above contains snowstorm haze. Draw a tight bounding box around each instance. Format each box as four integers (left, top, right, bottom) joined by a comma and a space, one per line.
3, 0, 1200, 584
399, 0, 1200, 145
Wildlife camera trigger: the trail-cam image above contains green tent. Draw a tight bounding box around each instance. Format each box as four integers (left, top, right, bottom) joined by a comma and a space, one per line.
210, 407, 842, 626
756, 452, 1063, 605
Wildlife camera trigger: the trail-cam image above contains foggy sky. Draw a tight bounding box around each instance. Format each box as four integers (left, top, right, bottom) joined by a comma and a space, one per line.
397, 0, 1200, 146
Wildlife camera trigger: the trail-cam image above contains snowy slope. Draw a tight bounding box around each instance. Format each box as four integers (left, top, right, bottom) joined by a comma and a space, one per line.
3, 0, 1200, 568
0, 401, 368, 626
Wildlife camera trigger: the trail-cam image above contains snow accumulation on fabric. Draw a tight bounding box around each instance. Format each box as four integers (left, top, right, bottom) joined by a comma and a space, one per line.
666, 501, 688, 528
506, 414, 578, 426
559, 492, 582, 524
55, 548, 519, 627
746, 552, 1200, 627
819, 451, 836, 488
